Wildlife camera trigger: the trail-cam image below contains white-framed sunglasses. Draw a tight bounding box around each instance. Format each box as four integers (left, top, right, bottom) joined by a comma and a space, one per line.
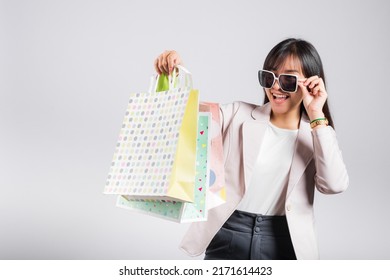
258, 70, 300, 93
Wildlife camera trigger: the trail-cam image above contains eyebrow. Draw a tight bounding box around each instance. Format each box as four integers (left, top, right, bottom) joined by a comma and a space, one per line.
270, 68, 300, 74
283, 69, 300, 74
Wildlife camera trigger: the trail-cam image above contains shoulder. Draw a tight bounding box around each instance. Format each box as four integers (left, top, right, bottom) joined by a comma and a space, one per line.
220, 101, 261, 118
220, 101, 271, 121
219, 101, 269, 133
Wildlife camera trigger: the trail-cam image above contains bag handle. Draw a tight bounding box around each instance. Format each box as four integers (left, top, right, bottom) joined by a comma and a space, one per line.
176, 65, 193, 89
148, 65, 193, 93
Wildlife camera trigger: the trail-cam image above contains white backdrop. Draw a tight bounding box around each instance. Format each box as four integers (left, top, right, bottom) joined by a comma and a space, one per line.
1, 0, 389, 259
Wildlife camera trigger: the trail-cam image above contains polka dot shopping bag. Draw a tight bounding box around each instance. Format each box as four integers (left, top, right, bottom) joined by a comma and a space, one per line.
104, 66, 199, 203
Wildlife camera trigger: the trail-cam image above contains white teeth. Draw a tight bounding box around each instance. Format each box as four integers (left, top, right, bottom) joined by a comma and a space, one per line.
273, 93, 288, 99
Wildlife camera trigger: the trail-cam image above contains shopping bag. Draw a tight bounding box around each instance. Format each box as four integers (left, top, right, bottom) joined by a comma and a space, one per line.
116, 112, 211, 223
104, 66, 199, 202
199, 102, 226, 209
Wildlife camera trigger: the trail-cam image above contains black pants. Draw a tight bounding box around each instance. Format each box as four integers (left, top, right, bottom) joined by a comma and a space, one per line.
204, 210, 296, 260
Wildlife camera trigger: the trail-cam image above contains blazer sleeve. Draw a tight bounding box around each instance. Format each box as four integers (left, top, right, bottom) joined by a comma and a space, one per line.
312, 126, 349, 194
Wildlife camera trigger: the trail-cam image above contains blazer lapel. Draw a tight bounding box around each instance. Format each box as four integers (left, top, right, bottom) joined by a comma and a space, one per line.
286, 114, 314, 197
241, 104, 271, 192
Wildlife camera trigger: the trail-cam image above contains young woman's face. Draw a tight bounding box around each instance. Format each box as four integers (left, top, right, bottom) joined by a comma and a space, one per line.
265, 56, 305, 116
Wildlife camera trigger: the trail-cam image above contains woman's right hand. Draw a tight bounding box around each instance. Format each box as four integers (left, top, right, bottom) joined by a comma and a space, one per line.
154, 50, 182, 75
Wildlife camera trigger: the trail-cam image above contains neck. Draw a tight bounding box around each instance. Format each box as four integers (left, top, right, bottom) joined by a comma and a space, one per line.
270, 109, 301, 130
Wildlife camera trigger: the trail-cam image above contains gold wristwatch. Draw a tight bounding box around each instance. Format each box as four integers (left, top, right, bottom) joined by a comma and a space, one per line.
310, 118, 329, 129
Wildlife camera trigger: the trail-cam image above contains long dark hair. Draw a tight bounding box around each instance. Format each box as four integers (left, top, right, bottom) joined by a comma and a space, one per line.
262, 38, 334, 128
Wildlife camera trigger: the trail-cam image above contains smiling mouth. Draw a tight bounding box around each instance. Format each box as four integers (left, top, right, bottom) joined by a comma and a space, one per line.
272, 93, 290, 100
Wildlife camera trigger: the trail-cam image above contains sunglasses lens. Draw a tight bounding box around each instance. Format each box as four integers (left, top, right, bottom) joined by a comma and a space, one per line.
279, 75, 298, 92
258, 71, 274, 88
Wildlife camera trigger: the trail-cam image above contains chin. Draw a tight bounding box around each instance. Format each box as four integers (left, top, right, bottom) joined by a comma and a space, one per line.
270, 106, 289, 115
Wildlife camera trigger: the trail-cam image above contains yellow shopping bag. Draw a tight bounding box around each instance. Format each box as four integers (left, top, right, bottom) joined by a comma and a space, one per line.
155, 69, 198, 202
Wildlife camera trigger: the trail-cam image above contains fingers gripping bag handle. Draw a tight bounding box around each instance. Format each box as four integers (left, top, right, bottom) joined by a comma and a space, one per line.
148, 65, 193, 93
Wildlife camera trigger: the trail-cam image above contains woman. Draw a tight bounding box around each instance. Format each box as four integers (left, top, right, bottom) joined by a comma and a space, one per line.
154, 38, 349, 260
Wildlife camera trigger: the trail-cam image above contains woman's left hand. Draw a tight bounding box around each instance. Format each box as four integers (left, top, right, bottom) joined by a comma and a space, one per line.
298, 75, 327, 120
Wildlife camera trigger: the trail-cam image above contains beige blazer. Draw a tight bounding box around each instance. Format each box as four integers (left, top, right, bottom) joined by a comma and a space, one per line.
180, 101, 349, 259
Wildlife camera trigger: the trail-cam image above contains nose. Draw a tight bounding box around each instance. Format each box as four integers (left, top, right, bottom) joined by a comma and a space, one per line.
272, 78, 281, 91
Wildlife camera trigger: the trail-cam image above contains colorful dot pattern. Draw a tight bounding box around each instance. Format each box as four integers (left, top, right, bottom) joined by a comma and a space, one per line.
104, 88, 190, 196
117, 113, 211, 223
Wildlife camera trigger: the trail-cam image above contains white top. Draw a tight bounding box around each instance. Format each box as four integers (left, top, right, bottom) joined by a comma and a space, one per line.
236, 122, 298, 215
